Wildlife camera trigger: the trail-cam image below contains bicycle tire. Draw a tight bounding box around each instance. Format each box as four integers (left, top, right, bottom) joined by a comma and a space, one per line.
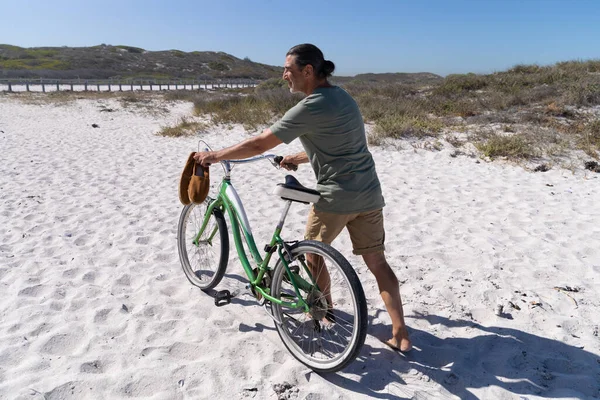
177, 200, 229, 290
270, 240, 368, 373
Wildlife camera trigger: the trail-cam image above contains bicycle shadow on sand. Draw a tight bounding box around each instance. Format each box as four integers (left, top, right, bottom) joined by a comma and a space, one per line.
322, 313, 600, 399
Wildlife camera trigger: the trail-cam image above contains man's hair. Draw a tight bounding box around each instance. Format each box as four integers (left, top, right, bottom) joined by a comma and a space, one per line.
287, 44, 335, 79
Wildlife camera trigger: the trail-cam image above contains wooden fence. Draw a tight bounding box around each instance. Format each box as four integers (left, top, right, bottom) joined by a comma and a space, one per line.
0, 78, 260, 93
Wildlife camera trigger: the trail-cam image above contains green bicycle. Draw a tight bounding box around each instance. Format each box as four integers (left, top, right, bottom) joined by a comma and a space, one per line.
177, 142, 368, 372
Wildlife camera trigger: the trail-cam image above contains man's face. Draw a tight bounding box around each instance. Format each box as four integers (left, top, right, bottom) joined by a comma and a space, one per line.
283, 55, 306, 93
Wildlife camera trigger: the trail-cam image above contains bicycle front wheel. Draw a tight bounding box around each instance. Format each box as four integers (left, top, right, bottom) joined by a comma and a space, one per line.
177, 199, 229, 290
270, 240, 368, 373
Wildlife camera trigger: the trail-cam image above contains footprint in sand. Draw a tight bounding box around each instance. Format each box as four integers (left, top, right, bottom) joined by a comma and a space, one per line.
29, 322, 53, 337
23, 214, 37, 221
0, 244, 12, 252
152, 252, 172, 263
40, 330, 84, 355
140, 346, 166, 357
159, 286, 178, 297
166, 342, 204, 361
18, 284, 46, 297
0, 345, 30, 367
261, 363, 281, 377
121, 376, 167, 397
79, 360, 104, 374
115, 274, 131, 286
135, 236, 150, 245
74, 235, 89, 246
142, 304, 164, 318
62, 268, 79, 279
272, 350, 287, 364
68, 298, 87, 312
542, 357, 584, 374
82, 271, 96, 282
93, 308, 111, 323
45, 381, 87, 400
155, 320, 178, 333
52, 287, 67, 300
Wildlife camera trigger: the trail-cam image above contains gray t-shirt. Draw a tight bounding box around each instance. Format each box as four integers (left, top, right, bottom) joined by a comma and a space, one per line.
270, 86, 385, 214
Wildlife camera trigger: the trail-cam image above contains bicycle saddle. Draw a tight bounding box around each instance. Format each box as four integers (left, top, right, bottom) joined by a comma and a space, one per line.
273, 175, 321, 204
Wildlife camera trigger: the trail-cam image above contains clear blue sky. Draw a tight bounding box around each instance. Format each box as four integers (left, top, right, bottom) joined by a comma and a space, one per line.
1, 0, 598, 76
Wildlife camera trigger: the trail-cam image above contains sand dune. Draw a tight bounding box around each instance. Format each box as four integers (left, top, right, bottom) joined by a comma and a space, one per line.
1, 95, 599, 399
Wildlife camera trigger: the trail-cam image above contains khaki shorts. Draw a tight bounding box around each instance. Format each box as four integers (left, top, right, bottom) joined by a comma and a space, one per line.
304, 207, 386, 255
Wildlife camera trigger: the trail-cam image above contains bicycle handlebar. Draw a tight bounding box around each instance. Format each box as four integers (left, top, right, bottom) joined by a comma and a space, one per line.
273, 156, 298, 171
196, 141, 298, 173
219, 154, 298, 171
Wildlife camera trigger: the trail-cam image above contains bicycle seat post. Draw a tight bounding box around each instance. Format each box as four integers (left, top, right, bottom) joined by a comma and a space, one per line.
276, 200, 293, 232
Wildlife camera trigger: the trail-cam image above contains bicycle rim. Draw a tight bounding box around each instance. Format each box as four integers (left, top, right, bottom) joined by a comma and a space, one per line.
271, 241, 367, 373
177, 201, 228, 290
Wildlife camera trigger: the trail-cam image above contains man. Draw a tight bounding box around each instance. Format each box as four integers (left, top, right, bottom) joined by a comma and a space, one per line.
193, 43, 411, 352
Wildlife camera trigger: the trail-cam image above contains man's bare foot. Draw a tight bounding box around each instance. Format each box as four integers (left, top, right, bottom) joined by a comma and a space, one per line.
383, 326, 412, 352
383, 337, 412, 352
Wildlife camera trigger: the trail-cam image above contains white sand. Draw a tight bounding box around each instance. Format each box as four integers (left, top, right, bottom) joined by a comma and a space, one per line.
1, 94, 599, 400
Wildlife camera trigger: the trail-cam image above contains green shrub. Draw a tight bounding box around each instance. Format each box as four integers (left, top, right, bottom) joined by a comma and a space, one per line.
565, 82, 600, 106
116, 45, 145, 54
508, 64, 548, 74
0, 59, 70, 70
475, 134, 537, 159
373, 114, 442, 139
171, 50, 186, 57
192, 86, 298, 130
25, 49, 58, 58
578, 119, 600, 157
208, 62, 228, 71
194, 95, 271, 130
158, 117, 207, 137
434, 73, 488, 96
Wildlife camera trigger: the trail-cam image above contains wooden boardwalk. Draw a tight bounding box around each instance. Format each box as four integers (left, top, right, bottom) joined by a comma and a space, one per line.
0, 78, 260, 93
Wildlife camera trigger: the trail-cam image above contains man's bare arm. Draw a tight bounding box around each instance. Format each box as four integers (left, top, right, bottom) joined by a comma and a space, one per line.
193, 129, 282, 166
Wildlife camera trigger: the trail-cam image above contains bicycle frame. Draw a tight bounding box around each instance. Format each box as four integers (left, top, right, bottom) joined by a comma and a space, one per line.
193, 155, 314, 311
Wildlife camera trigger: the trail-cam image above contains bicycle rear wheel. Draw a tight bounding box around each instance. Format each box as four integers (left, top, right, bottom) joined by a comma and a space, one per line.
270, 240, 367, 373
177, 199, 229, 290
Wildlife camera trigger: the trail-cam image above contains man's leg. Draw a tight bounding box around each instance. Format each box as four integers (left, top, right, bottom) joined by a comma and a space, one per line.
306, 253, 332, 307
362, 251, 412, 352
303, 207, 350, 312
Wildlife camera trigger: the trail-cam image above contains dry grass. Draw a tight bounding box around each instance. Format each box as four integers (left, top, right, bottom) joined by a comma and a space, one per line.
192, 85, 300, 130
372, 114, 443, 140
578, 119, 600, 157
474, 134, 538, 160
4, 59, 599, 166
157, 116, 208, 137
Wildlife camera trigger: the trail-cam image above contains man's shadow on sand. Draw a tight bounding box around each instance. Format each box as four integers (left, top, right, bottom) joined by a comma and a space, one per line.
322, 313, 600, 399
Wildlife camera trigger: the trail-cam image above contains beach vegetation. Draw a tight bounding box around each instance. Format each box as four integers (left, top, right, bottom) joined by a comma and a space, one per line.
158, 116, 208, 137
373, 114, 443, 140
0, 59, 70, 70
578, 119, 600, 158
5, 50, 599, 167
115, 45, 145, 54
208, 62, 229, 71
192, 85, 299, 130
475, 134, 537, 160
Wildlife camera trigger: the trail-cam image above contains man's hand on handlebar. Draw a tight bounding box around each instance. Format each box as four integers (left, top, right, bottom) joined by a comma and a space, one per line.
193, 151, 217, 167
280, 155, 299, 171
274, 155, 298, 171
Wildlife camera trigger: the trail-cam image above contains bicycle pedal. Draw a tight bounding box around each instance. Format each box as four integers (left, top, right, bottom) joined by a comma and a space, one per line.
214, 290, 232, 307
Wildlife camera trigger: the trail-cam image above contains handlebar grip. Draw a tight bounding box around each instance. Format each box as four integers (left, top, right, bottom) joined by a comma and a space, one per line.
274, 156, 298, 171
